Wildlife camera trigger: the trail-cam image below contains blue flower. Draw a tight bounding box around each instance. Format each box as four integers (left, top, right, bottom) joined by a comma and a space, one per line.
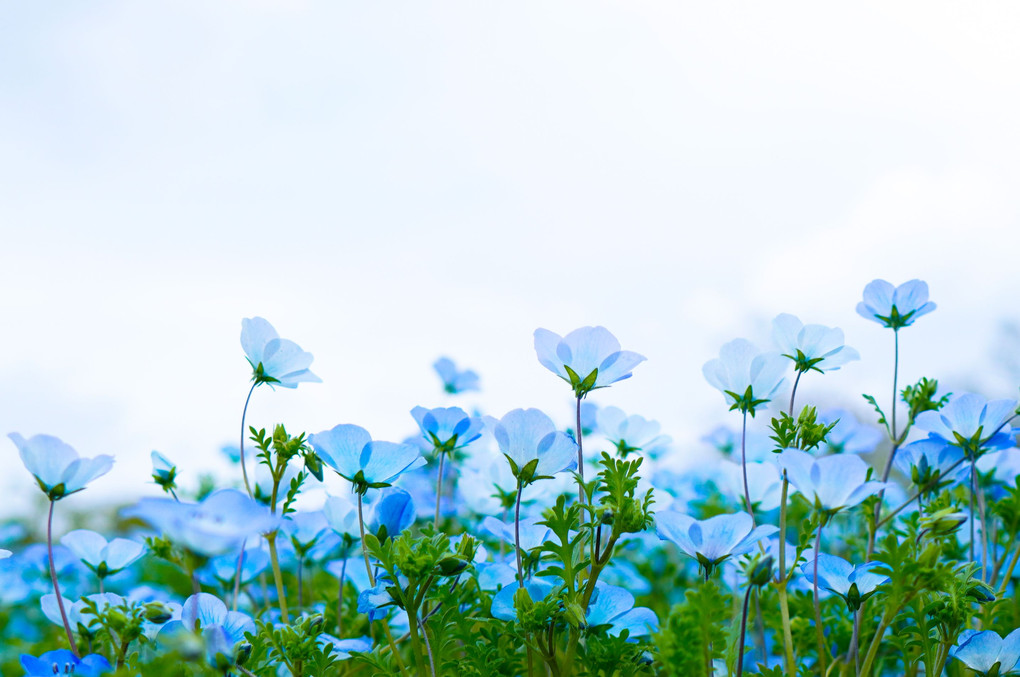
493, 409, 577, 485
323, 494, 361, 540
595, 406, 672, 459
410, 406, 483, 453
721, 460, 783, 511
702, 339, 788, 416
199, 549, 270, 587
585, 583, 659, 638
241, 317, 321, 388
914, 393, 1017, 456
819, 409, 884, 455
433, 357, 480, 394
317, 634, 373, 660
534, 326, 645, 397
950, 628, 1020, 675
160, 593, 255, 667
490, 579, 557, 621
60, 530, 145, 580
9, 433, 114, 501
309, 424, 425, 492
481, 515, 552, 551
800, 554, 889, 611
771, 314, 859, 373
20, 650, 111, 676
282, 511, 329, 556
856, 279, 936, 330
779, 449, 889, 514
368, 487, 417, 541
150, 451, 177, 494
655, 511, 777, 579
893, 439, 968, 491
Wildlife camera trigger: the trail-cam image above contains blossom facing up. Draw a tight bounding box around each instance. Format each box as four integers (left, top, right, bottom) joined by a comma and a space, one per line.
702, 339, 788, 416
10, 433, 114, 501
534, 326, 646, 398
893, 439, 968, 491
596, 406, 672, 459
585, 583, 659, 638
914, 392, 1018, 456
410, 406, 484, 453
778, 449, 889, 514
240, 316, 321, 388
493, 408, 577, 485
771, 313, 859, 374
60, 529, 145, 580
856, 279, 936, 330
20, 650, 112, 677
950, 628, 1020, 675
150, 451, 177, 493
160, 593, 255, 669
800, 554, 889, 611
309, 424, 425, 492
655, 511, 777, 579
433, 357, 480, 394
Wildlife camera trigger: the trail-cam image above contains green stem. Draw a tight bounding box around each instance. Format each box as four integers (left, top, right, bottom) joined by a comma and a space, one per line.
575, 396, 585, 506
267, 533, 290, 623
434, 451, 446, 528
777, 474, 796, 676
47, 500, 79, 658
239, 381, 257, 498
813, 520, 828, 675
740, 409, 755, 525
358, 493, 375, 586
858, 610, 891, 677
736, 586, 753, 677
997, 542, 1020, 597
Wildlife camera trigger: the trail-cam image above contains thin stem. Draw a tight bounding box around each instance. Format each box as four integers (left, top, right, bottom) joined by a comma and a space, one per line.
267, 533, 290, 623
514, 481, 526, 586
868, 331, 902, 558
813, 520, 827, 676
575, 396, 585, 506
777, 473, 796, 676
419, 616, 437, 677
99, 577, 105, 595
298, 556, 304, 610
850, 609, 861, 677
736, 586, 753, 677
741, 409, 755, 525
358, 493, 375, 586
789, 370, 803, 415
970, 461, 977, 567
859, 606, 897, 677
48, 500, 79, 658
997, 543, 1020, 597
232, 539, 246, 613
337, 556, 348, 636
891, 330, 899, 441
434, 451, 446, 528
753, 592, 767, 667
239, 381, 257, 498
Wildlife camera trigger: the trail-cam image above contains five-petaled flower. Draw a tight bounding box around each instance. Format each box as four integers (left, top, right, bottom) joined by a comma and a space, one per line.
702, 339, 787, 416
241, 316, 322, 388
10, 433, 114, 501
493, 408, 577, 485
800, 554, 889, 611
771, 313, 859, 374
534, 326, 645, 398
309, 424, 425, 493
856, 279, 936, 330
655, 511, 777, 579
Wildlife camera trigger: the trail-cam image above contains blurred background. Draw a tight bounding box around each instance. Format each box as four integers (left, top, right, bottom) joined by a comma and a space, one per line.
2, 1, 1019, 519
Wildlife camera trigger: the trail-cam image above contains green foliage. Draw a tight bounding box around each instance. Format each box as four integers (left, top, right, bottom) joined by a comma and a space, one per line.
653, 581, 730, 676
769, 406, 837, 452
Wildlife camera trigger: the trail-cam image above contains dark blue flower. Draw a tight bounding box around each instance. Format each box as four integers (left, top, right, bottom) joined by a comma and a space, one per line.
20, 650, 111, 676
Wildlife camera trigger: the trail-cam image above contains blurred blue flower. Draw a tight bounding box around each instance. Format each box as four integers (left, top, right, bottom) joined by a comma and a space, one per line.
160, 593, 255, 667
701, 425, 774, 461
199, 548, 270, 588
369, 487, 416, 541
494, 409, 577, 485
655, 511, 777, 579
779, 449, 889, 513
721, 460, 783, 511
950, 628, 1020, 675
702, 339, 787, 416
771, 314, 859, 373
856, 279, 936, 330
800, 554, 889, 611
433, 357, 480, 394
150, 451, 176, 491
60, 530, 145, 580
318, 634, 373, 660
309, 424, 425, 492
241, 316, 321, 388
915, 392, 1017, 455
585, 583, 658, 637
9, 433, 114, 501
894, 439, 968, 491
410, 406, 483, 453
481, 515, 552, 551
819, 409, 884, 455
323, 494, 361, 540
490, 579, 557, 621
596, 406, 672, 459
21, 650, 111, 676
534, 326, 645, 397
282, 511, 330, 558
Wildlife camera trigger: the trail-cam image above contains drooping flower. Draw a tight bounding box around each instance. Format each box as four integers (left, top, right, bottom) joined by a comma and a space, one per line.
702, 339, 788, 416
60, 530, 145, 580
410, 406, 484, 453
778, 449, 889, 514
950, 628, 1020, 676
819, 409, 884, 455
493, 409, 577, 485
20, 650, 111, 677
800, 554, 889, 611
585, 583, 659, 637
914, 392, 1017, 456
9, 433, 114, 501
595, 406, 672, 459
771, 314, 859, 373
856, 279, 936, 330
241, 316, 321, 388
534, 326, 645, 398
309, 424, 425, 493
655, 511, 777, 579
433, 357, 480, 394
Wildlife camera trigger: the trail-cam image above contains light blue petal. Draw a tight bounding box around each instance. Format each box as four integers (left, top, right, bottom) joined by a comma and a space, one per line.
586, 584, 634, 627
655, 512, 698, 558
609, 606, 659, 637
953, 630, 1002, 673
892, 279, 930, 314
771, 313, 803, 356
310, 424, 372, 478
240, 317, 278, 364
862, 280, 895, 315
596, 350, 646, 386
103, 538, 145, 571
60, 530, 107, 567
534, 328, 567, 378
559, 326, 622, 381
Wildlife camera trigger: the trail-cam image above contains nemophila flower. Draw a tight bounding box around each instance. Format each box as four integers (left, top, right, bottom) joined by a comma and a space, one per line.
309, 424, 425, 493
819, 409, 884, 455
494, 409, 577, 485
368, 487, 416, 541
60, 530, 145, 580
702, 339, 787, 416
893, 439, 968, 491
771, 314, 859, 373
702, 426, 774, 462
721, 460, 783, 511
655, 511, 777, 579
481, 515, 552, 552
433, 357, 480, 394
856, 279, 936, 329
914, 393, 1018, 456
317, 634, 373, 661
199, 549, 270, 588
800, 554, 889, 611
323, 494, 361, 541
150, 451, 177, 495
534, 326, 646, 397
491, 579, 557, 621
41, 592, 122, 633
160, 593, 255, 667
20, 650, 111, 676
778, 449, 888, 514
125, 489, 279, 557
596, 406, 672, 459
282, 511, 329, 557
410, 406, 483, 453
241, 316, 321, 388
950, 628, 1020, 676
585, 583, 658, 637
9, 433, 114, 501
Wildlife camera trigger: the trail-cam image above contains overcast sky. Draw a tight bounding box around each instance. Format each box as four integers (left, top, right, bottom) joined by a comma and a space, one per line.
3, 1, 1020, 518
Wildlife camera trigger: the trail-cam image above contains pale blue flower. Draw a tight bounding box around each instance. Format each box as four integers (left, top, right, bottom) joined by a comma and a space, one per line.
779, 449, 889, 513
800, 554, 889, 611
534, 326, 645, 397
596, 406, 672, 459
491, 579, 557, 621
494, 409, 577, 484
323, 494, 361, 540
655, 511, 777, 578
856, 279, 936, 329
160, 593, 255, 667
9, 433, 114, 501
369, 487, 417, 541
318, 634, 373, 660
309, 424, 425, 491
199, 549, 270, 587
950, 628, 1020, 675
585, 583, 658, 637
819, 409, 884, 455
21, 650, 111, 677
60, 530, 145, 579
282, 511, 329, 556
150, 451, 176, 486
410, 406, 483, 453
433, 357, 480, 394
481, 515, 552, 552
772, 313, 859, 373
702, 339, 788, 415
894, 439, 968, 490
241, 316, 321, 388
915, 392, 1017, 455
722, 460, 783, 511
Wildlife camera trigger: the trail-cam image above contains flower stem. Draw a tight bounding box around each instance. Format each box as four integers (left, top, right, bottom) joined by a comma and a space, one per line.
239, 381, 257, 498
788, 370, 803, 415
970, 460, 977, 566
997, 544, 1020, 597
232, 539, 246, 612
736, 585, 753, 677
777, 473, 796, 676
267, 532, 290, 623
813, 519, 827, 675
514, 481, 525, 586
358, 493, 375, 586
434, 451, 446, 528
337, 555, 348, 636
575, 396, 585, 506
741, 409, 755, 525
47, 500, 79, 658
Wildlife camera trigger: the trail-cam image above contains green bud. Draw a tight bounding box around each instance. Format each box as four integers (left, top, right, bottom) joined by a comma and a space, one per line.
749, 556, 774, 587
144, 601, 174, 624
436, 556, 468, 577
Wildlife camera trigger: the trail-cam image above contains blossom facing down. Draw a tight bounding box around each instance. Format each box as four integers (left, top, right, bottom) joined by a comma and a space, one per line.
950, 628, 1020, 675
595, 406, 672, 459
60, 529, 145, 579
21, 650, 112, 677
779, 449, 889, 514
433, 357, 480, 394
309, 424, 425, 492
856, 279, 936, 329
9, 433, 114, 501
702, 339, 788, 416
914, 393, 1018, 455
240, 316, 321, 388
771, 314, 860, 373
534, 326, 646, 397
493, 409, 577, 484
800, 554, 889, 611
410, 406, 484, 453
655, 511, 777, 579
585, 583, 659, 637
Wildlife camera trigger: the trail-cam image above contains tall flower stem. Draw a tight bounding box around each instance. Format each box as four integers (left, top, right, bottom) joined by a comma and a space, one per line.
735, 585, 753, 677
812, 519, 828, 676
740, 409, 755, 525
337, 556, 348, 637
47, 500, 79, 658
868, 330, 901, 559
970, 461, 977, 565
777, 477, 796, 676
513, 481, 535, 677
266, 533, 289, 623
239, 381, 257, 498
434, 451, 446, 528
232, 540, 246, 613
788, 370, 803, 415
575, 396, 585, 506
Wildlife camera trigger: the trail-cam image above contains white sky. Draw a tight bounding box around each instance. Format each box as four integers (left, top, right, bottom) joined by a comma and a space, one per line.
3, 1, 1020, 519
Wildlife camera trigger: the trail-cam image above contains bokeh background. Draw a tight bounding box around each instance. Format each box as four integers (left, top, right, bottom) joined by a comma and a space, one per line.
3, 1, 1020, 518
